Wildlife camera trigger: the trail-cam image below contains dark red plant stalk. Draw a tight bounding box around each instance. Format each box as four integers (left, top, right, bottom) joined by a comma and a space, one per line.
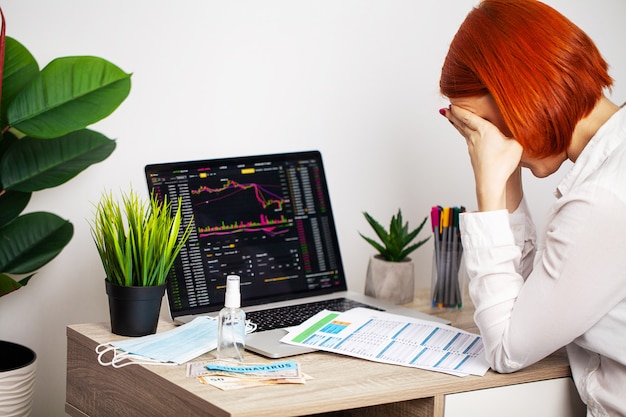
0, 7, 5, 109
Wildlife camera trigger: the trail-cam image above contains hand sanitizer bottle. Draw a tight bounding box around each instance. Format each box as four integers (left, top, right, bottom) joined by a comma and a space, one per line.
217, 275, 246, 362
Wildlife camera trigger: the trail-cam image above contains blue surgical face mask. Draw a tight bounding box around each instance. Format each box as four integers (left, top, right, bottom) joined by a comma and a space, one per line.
96, 316, 219, 367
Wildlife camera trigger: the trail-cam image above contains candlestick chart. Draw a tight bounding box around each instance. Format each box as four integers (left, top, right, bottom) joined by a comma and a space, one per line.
191, 178, 293, 238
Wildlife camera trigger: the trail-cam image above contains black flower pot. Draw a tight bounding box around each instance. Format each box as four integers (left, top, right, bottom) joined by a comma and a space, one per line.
105, 280, 166, 336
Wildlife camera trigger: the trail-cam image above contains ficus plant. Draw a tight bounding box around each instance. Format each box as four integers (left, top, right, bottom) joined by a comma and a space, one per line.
0, 7, 132, 298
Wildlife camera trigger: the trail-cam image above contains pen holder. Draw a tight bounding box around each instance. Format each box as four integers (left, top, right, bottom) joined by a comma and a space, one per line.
431, 239, 465, 309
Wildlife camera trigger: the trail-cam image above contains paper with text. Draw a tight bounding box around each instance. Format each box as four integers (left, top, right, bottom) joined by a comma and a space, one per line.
280, 307, 490, 377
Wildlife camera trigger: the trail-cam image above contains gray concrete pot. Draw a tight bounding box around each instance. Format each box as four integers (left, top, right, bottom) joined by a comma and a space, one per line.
364, 255, 415, 304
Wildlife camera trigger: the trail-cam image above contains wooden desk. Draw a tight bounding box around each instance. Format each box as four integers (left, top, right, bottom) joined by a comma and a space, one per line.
66, 290, 573, 417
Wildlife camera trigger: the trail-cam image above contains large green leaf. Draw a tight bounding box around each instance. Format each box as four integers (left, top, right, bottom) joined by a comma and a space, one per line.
0, 129, 19, 156
0, 129, 32, 227
1, 37, 39, 130
7, 56, 131, 139
0, 212, 73, 274
1, 129, 116, 192
0, 190, 31, 228
0, 273, 23, 297
0, 272, 34, 298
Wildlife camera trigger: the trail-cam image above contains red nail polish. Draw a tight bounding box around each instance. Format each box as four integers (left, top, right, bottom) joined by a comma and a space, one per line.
439, 108, 447, 116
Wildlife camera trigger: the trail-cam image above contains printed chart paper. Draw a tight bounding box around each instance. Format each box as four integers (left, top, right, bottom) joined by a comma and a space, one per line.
280, 307, 490, 376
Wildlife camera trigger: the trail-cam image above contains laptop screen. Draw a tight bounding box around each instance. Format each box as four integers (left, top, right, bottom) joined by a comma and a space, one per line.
145, 150, 347, 318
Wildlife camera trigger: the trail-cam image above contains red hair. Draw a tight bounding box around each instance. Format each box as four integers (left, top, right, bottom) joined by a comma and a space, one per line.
440, 0, 613, 158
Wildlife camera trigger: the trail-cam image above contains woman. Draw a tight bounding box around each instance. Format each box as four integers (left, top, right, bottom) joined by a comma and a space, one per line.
438, 1, 626, 415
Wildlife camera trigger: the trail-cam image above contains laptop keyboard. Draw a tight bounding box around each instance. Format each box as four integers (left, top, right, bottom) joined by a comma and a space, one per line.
245, 298, 384, 332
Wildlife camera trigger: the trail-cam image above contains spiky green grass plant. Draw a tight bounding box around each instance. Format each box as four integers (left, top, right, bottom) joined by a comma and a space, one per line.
90, 189, 193, 287
359, 209, 430, 262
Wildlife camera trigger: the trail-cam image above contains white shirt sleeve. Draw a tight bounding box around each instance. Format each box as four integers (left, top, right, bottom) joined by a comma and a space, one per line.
460, 190, 626, 373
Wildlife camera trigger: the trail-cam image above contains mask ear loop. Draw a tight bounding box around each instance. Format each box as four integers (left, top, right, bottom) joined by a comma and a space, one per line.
96, 343, 126, 367
95, 343, 178, 368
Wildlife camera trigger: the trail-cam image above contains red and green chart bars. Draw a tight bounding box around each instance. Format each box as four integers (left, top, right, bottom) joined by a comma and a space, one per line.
431, 206, 465, 308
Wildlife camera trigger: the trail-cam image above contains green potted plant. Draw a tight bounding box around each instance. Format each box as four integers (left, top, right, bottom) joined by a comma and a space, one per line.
0, 8, 131, 415
359, 209, 430, 304
90, 189, 193, 336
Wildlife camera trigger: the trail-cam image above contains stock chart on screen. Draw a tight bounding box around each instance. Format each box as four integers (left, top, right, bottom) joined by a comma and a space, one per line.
145, 152, 344, 314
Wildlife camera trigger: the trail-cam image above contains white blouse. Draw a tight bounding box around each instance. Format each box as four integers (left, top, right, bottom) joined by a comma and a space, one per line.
460, 106, 626, 417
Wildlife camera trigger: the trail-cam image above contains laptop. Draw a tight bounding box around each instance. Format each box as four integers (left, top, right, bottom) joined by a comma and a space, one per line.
145, 150, 448, 358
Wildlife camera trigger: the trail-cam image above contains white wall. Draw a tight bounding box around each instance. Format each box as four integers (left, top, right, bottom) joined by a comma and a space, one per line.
1, 1, 624, 415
